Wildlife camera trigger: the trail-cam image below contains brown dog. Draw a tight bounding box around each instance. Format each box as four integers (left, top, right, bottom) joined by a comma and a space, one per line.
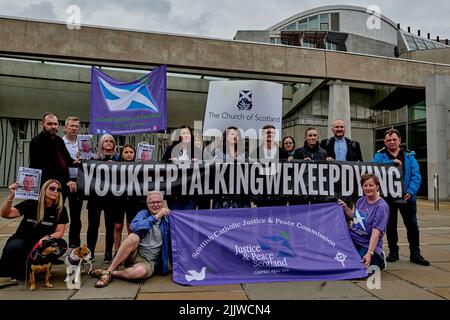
28, 239, 60, 291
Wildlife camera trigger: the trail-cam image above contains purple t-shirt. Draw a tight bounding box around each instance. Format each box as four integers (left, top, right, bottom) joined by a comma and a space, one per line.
349, 197, 389, 254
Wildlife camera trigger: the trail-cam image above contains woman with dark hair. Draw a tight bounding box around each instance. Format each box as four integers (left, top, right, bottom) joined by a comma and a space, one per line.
0, 179, 68, 281
162, 125, 201, 210
281, 136, 296, 159
113, 144, 146, 253
338, 174, 389, 270
212, 126, 251, 209
87, 133, 120, 262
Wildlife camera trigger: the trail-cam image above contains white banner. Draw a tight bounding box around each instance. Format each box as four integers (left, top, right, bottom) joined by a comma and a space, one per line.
203, 80, 282, 138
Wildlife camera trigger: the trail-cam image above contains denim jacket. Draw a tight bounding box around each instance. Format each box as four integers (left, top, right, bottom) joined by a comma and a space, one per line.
130, 210, 170, 275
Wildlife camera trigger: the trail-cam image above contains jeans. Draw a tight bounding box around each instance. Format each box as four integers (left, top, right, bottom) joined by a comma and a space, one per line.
387, 200, 421, 255
353, 242, 384, 269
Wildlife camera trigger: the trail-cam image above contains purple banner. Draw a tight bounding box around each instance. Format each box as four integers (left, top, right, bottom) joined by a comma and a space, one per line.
170, 203, 367, 285
90, 65, 167, 135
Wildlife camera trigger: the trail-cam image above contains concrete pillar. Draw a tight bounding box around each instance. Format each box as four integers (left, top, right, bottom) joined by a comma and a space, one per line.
426, 75, 450, 200
328, 80, 351, 138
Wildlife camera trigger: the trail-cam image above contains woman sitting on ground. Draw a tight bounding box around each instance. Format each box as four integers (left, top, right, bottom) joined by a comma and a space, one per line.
0, 179, 68, 281
338, 174, 389, 270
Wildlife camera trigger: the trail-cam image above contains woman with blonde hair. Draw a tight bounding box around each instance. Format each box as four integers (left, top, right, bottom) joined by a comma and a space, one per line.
0, 179, 68, 281
87, 133, 120, 262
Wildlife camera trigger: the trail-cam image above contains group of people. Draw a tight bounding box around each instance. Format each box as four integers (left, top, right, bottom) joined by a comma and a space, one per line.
0, 112, 430, 289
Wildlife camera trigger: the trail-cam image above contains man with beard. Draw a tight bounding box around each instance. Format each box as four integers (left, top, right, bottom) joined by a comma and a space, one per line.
29, 113, 77, 198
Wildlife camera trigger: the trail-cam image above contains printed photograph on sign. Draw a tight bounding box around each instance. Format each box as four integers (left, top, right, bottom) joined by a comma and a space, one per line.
16, 167, 42, 200
136, 142, 155, 161
77, 134, 96, 160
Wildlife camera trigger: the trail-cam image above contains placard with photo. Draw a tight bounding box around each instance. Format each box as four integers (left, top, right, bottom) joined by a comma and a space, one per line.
136, 143, 155, 161
77, 134, 96, 160
16, 167, 42, 200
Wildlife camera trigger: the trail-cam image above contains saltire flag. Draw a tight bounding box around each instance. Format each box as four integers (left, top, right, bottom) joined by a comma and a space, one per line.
90, 65, 166, 135
170, 203, 367, 285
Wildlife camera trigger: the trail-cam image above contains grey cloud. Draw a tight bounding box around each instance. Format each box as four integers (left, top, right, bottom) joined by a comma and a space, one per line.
15, 1, 57, 20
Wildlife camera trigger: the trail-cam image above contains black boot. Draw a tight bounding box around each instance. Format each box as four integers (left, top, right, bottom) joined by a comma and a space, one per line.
386, 251, 399, 262
410, 253, 430, 266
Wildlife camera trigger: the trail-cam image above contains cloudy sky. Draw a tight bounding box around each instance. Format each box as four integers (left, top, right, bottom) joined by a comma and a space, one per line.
1, 0, 449, 40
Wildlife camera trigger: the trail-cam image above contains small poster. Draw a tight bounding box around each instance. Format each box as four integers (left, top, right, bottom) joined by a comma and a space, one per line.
77, 134, 96, 160
16, 167, 42, 200
136, 143, 155, 161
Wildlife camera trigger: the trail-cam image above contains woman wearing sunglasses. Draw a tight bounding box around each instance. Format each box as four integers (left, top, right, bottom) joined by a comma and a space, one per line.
0, 179, 68, 281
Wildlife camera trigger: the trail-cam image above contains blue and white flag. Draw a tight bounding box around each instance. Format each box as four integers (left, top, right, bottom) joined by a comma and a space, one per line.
90, 65, 167, 135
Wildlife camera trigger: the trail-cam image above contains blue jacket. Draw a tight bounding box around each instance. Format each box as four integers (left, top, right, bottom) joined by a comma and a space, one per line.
130, 210, 170, 275
372, 148, 421, 200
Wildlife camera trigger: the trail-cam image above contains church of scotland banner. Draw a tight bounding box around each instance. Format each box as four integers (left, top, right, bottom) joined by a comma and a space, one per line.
170, 203, 367, 285
90, 65, 167, 135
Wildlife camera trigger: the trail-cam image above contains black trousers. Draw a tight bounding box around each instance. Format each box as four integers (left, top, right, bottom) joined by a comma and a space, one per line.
67, 192, 84, 248
387, 201, 421, 255
0, 237, 67, 279
87, 205, 115, 258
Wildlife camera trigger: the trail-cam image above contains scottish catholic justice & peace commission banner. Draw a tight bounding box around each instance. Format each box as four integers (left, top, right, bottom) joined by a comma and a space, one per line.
170, 203, 368, 285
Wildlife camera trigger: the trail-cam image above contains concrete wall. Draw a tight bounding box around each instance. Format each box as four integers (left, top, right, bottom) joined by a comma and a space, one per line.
426, 74, 450, 200
234, 30, 271, 43
1, 17, 450, 87
401, 48, 450, 65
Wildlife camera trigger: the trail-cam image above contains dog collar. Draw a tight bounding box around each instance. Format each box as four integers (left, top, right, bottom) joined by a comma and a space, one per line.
67, 253, 81, 266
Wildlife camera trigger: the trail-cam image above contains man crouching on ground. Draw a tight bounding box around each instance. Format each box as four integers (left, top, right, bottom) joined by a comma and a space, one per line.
92, 191, 170, 288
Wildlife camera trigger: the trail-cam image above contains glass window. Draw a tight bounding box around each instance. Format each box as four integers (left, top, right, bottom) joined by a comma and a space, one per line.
286, 22, 297, 31
409, 101, 426, 121
326, 41, 337, 50
302, 41, 315, 48
408, 122, 427, 159
298, 19, 308, 30
425, 40, 436, 49
320, 23, 329, 31
404, 34, 418, 50
415, 37, 427, 49
320, 14, 329, 23
308, 15, 318, 29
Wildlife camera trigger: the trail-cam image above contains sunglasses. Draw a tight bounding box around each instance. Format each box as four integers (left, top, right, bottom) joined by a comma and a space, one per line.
48, 186, 63, 193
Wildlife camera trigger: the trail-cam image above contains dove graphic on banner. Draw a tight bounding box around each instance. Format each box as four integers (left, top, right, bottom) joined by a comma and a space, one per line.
185, 267, 207, 282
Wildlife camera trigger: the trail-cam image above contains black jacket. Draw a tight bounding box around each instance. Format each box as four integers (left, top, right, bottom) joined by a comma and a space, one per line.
320, 137, 363, 161
293, 141, 327, 160
29, 131, 75, 187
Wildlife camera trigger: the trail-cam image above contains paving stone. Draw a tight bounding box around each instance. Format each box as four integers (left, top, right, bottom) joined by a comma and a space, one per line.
242, 281, 375, 300
141, 274, 243, 293
137, 291, 248, 300
419, 246, 450, 262
433, 262, 450, 272
0, 288, 74, 300
388, 269, 450, 287
428, 287, 450, 299
69, 277, 140, 300
355, 280, 443, 300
